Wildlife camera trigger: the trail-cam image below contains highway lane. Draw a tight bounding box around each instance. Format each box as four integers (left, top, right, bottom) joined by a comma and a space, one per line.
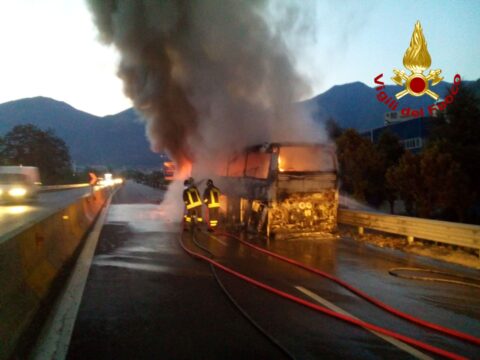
197, 232, 480, 358
66, 182, 292, 359
0, 187, 97, 241
63, 181, 479, 359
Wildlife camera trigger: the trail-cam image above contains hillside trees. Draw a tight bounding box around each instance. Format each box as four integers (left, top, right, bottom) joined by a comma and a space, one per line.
338, 84, 480, 223
0, 136, 4, 165
419, 146, 471, 220
429, 85, 480, 197
424, 85, 479, 221
386, 147, 470, 219
0, 124, 72, 184
336, 129, 384, 205
385, 151, 419, 215
376, 131, 404, 213
336, 129, 404, 211
325, 117, 343, 139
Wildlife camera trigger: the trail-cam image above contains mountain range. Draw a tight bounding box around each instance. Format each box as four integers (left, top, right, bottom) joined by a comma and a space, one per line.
0, 97, 161, 168
1, 78, 478, 167
303, 78, 478, 131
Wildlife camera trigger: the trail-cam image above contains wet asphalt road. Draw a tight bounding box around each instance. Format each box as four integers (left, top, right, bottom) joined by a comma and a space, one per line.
67, 181, 480, 359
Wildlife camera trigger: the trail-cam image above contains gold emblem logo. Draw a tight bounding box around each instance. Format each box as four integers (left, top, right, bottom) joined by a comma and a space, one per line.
391, 21, 443, 100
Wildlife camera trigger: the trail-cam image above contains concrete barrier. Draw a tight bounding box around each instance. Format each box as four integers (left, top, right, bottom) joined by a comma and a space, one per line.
39, 183, 90, 192
0, 187, 115, 359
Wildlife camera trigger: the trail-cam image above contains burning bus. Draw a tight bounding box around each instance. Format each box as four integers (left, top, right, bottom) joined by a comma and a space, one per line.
216, 143, 339, 238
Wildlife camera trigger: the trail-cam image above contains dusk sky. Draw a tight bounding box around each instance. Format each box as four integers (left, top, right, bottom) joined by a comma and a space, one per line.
0, 0, 478, 116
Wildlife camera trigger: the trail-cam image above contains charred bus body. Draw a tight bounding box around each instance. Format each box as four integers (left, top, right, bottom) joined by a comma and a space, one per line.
217, 143, 338, 238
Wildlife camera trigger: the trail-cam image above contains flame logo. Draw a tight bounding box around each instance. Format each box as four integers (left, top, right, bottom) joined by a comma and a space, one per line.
391, 21, 443, 100
403, 21, 431, 74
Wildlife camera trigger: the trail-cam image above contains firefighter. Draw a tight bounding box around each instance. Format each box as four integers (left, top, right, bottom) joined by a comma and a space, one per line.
203, 179, 221, 232
183, 177, 203, 229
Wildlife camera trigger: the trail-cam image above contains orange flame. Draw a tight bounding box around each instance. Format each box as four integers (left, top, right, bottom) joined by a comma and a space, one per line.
403, 21, 431, 73
278, 156, 285, 172
176, 161, 192, 181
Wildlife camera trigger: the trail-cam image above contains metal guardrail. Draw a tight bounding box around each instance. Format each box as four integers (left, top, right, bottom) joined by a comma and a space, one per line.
39, 183, 90, 192
338, 209, 480, 253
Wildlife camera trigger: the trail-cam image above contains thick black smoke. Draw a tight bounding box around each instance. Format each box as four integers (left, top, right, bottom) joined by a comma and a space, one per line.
87, 0, 322, 171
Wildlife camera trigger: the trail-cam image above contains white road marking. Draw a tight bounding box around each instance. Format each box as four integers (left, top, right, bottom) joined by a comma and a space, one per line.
207, 233, 228, 246
295, 286, 433, 360
31, 197, 113, 360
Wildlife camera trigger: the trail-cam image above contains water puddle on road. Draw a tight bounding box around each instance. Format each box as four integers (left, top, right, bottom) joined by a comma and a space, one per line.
106, 204, 181, 233
93, 256, 171, 273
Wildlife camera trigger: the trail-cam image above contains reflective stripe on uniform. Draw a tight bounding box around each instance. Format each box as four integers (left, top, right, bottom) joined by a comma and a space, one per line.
186, 187, 202, 209
207, 188, 220, 208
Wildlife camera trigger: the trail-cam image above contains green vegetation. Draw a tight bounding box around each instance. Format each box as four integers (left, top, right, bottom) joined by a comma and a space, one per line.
0, 124, 73, 185
335, 84, 480, 224
336, 129, 384, 206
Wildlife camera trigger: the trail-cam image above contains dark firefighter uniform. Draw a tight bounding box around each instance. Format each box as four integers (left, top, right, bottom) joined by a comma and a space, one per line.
203, 179, 221, 230
183, 178, 203, 226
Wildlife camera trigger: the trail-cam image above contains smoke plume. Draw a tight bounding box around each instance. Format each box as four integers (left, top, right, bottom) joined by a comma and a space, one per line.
87, 0, 322, 174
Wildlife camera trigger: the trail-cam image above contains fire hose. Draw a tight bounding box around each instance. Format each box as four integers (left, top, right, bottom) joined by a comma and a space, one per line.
216, 231, 480, 347
188, 231, 296, 360
179, 231, 468, 360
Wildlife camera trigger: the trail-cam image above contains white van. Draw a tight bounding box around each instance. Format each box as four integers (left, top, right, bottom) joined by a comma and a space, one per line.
0, 166, 41, 203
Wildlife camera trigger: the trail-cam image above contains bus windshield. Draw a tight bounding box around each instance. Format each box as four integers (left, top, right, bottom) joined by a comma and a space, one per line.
278, 146, 336, 173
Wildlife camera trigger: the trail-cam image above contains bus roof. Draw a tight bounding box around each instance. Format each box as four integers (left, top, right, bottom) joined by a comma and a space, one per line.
244, 142, 335, 153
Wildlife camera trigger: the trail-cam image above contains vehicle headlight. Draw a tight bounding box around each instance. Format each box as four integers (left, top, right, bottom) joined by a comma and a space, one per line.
298, 202, 306, 210
9, 187, 27, 197
306, 202, 313, 209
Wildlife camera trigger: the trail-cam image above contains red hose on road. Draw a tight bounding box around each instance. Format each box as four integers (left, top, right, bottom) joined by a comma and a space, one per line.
179, 235, 466, 360
216, 231, 480, 347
